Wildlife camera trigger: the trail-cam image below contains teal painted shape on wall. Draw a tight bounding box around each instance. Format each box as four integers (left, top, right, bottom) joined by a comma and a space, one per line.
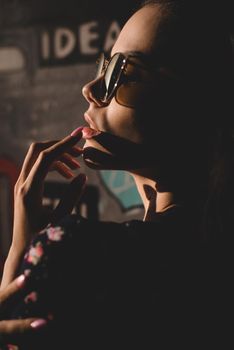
100, 170, 143, 210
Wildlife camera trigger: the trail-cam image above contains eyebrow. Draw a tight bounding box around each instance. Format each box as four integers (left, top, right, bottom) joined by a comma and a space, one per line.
125, 51, 159, 71
108, 50, 158, 71
125, 50, 148, 58
124, 51, 157, 67
110, 50, 150, 61
111, 50, 182, 80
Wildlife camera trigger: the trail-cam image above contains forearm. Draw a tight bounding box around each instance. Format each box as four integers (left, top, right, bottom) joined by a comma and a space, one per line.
1, 177, 31, 289
0, 205, 35, 290
0, 243, 26, 290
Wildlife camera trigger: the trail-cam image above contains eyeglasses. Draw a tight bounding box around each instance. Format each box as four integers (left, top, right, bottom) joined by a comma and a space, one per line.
94, 52, 154, 108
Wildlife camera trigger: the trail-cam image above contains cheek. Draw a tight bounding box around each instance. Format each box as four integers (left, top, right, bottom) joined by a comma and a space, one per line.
105, 100, 144, 144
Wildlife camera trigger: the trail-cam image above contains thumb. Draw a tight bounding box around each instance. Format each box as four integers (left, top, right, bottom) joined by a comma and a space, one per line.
51, 173, 87, 224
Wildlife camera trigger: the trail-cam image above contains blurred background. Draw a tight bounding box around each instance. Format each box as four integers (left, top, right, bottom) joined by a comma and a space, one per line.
0, 0, 233, 271
0, 0, 145, 269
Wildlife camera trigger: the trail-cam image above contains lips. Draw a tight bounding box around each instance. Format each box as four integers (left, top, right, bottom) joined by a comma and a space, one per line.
82, 127, 101, 139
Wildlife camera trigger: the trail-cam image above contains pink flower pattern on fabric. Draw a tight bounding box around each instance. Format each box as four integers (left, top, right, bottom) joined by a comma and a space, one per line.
46, 226, 65, 242
26, 242, 44, 265
24, 269, 31, 277
24, 291, 38, 304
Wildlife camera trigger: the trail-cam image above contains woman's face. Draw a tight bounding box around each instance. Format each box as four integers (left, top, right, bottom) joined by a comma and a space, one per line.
82, 5, 163, 169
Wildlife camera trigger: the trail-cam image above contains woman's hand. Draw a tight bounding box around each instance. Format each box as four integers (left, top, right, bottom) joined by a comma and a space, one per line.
0, 275, 48, 347
13, 127, 86, 244
1, 127, 87, 289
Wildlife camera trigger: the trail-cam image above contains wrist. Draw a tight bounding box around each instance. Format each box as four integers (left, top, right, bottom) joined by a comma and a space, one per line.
9, 240, 28, 257
0, 246, 26, 290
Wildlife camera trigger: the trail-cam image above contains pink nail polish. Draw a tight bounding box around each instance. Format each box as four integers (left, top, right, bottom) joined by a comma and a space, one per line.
16, 274, 25, 287
30, 319, 47, 329
70, 126, 84, 137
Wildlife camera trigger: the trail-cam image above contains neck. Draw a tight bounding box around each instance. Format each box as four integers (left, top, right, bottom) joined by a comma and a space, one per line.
131, 173, 178, 220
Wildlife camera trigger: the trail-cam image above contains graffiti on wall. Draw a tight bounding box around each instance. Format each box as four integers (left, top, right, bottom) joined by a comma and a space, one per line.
39, 21, 121, 66
43, 180, 99, 219
100, 170, 142, 211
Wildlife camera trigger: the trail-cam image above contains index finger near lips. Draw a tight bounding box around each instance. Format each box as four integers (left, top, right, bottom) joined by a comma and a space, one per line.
27, 132, 83, 184
18, 140, 60, 184
19, 129, 83, 183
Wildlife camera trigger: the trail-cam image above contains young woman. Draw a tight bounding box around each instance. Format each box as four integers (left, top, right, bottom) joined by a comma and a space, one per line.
0, 0, 233, 348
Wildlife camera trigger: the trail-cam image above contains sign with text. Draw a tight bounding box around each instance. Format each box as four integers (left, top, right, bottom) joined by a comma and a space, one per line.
38, 20, 121, 67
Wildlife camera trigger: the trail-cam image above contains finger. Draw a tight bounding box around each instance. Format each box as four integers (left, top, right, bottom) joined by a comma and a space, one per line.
83, 147, 125, 170
92, 131, 143, 156
17, 141, 59, 184
51, 173, 87, 224
83, 145, 153, 170
42, 132, 83, 161
49, 152, 81, 173
50, 153, 80, 171
0, 318, 35, 334
0, 275, 26, 307
69, 146, 83, 157
18, 129, 83, 184
0, 318, 47, 343
26, 131, 83, 185
59, 153, 81, 170
50, 161, 75, 179
90, 131, 154, 166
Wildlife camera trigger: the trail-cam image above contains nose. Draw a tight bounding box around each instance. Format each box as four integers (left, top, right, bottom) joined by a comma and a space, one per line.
82, 77, 107, 107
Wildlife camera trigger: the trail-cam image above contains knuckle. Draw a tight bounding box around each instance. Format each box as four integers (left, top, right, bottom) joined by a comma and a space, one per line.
38, 149, 52, 165
14, 180, 20, 193
15, 184, 30, 202
19, 185, 28, 199
38, 150, 48, 161
29, 142, 41, 154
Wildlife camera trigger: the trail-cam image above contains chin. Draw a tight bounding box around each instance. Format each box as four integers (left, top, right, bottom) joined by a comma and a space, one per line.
83, 137, 111, 154
83, 139, 92, 149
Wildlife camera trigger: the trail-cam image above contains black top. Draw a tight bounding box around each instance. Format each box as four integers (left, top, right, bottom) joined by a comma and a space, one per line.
3, 207, 232, 349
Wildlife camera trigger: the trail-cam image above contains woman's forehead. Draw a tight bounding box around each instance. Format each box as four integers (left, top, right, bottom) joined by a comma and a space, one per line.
112, 5, 162, 56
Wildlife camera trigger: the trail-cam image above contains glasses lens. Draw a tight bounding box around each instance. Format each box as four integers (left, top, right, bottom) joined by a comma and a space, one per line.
116, 82, 152, 108
104, 54, 125, 101
95, 53, 153, 106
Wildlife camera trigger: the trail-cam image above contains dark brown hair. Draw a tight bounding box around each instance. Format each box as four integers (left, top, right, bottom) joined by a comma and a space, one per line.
139, 0, 234, 240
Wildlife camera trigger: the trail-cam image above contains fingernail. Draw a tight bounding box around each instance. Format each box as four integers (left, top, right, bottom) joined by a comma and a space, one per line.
30, 319, 47, 329
7, 345, 19, 350
71, 126, 84, 137
16, 274, 26, 287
